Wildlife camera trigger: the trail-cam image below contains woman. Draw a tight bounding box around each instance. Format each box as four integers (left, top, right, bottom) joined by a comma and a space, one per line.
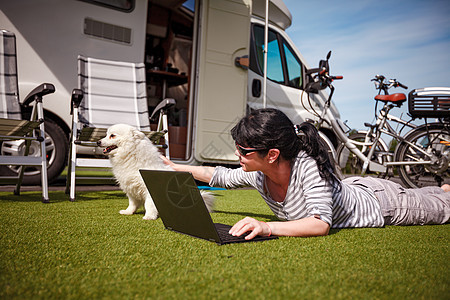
162, 108, 450, 240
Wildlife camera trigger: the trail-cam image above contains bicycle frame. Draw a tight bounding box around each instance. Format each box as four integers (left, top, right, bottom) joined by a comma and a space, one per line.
312, 84, 388, 174
352, 104, 416, 151
326, 109, 386, 174
327, 106, 447, 174
374, 104, 416, 138
312, 82, 389, 174
324, 100, 417, 174
386, 127, 449, 166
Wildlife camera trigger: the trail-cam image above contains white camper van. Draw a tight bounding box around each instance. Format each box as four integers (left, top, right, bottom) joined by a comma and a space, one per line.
0, 0, 341, 183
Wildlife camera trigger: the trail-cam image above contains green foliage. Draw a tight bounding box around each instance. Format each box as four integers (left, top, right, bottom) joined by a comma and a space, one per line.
389, 138, 399, 152
0, 190, 448, 299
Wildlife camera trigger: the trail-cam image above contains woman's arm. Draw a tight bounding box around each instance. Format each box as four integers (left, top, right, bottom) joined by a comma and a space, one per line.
229, 216, 330, 240
160, 155, 215, 183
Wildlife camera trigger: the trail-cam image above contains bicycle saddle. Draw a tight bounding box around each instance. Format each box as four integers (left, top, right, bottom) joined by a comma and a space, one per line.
375, 93, 407, 104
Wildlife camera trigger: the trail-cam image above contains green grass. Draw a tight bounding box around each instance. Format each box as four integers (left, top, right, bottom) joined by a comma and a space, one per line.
60, 167, 114, 178
0, 189, 449, 299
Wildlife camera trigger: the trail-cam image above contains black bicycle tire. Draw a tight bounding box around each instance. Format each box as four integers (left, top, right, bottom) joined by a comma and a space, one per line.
394, 123, 449, 188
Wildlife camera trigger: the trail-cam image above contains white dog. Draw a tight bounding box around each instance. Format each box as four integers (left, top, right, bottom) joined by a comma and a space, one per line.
97, 124, 214, 220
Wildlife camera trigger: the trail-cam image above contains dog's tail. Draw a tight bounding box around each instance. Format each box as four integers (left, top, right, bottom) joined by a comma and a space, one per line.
200, 191, 216, 213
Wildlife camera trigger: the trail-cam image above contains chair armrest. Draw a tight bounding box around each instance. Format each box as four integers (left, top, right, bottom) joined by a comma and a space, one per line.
70, 89, 84, 115
22, 83, 55, 106
150, 98, 176, 119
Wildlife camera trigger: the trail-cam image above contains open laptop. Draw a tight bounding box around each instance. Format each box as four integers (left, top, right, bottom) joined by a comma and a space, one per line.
139, 170, 278, 245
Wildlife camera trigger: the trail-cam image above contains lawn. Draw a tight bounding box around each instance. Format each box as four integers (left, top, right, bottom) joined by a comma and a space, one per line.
0, 189, 448, 299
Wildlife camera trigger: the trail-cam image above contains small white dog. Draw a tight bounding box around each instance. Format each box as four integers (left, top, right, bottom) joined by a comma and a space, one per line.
97, 124, 214, 220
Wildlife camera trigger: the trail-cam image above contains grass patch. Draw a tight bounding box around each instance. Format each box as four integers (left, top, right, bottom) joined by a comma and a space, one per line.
0, 189, 448, 299
60, 167, 114, 178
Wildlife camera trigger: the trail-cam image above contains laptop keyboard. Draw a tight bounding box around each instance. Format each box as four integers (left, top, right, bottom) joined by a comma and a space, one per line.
214, 223, 249, 242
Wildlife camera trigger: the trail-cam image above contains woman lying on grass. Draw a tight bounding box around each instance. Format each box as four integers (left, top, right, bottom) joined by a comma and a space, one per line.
162, 108, 450, 240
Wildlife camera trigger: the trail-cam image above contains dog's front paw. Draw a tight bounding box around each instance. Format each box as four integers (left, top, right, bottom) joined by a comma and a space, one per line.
119, 209, 134, 215
143, 212, 158, 220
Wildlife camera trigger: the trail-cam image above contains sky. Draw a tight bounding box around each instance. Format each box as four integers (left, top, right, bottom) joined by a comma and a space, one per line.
283, 0, 450, 129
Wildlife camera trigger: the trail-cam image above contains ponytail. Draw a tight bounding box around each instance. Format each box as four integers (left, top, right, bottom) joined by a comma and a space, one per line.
296, 122, 341, 190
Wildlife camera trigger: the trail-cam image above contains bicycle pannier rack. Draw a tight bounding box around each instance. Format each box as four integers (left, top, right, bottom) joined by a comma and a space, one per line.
408, 87, 450, 118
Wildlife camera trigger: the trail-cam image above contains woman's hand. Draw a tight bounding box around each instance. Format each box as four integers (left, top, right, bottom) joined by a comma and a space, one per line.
160, 155, 215, 183
160, 155, 176, 169
229, 217, 272, 240
230, 216, 330, 239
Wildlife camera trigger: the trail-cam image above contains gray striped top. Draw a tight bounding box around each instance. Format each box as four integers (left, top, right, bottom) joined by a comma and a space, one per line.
210, 151, 384, 228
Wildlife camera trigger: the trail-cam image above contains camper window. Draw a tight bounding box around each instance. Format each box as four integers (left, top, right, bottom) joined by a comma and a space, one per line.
283, 42, 303, 89
250, 24, 304, 89
253, 26, 284, 83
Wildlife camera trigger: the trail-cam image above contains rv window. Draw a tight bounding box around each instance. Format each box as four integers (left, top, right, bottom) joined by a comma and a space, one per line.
79, 0, 135, 12
283, 42, 303, 89
253, 26, 284, 84
250, 24, 304, 89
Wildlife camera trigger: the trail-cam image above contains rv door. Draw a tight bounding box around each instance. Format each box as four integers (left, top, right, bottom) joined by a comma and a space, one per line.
193, 0, 250, 163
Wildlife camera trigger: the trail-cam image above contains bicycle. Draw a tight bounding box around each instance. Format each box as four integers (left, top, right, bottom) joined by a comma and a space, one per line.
303, 51, 450, 188
336, 75, 418, 178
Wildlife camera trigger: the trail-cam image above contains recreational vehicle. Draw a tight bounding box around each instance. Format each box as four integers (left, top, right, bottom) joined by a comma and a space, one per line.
0, 0, 341, 183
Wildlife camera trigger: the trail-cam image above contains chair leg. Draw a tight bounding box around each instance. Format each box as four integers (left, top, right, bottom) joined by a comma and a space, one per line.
65, 141, 73, 195
14, 139, 31, 197
40, 162, 49, 204
69, 160, 76, 202
35, 103, 49, 203
39, 125, 49, 203
66, 110, 79, 202
68, 138, 77, 202
158, 111, 170, 159
14, 165, 24, 196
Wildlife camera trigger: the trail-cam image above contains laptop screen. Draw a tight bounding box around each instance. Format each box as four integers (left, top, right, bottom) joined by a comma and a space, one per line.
139, 170, 221, 242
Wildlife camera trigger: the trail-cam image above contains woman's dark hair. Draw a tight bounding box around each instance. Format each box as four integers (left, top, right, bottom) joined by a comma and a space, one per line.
231, 108, 340, 188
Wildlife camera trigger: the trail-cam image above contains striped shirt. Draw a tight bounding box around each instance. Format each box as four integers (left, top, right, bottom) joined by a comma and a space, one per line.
209, 151, 384, 228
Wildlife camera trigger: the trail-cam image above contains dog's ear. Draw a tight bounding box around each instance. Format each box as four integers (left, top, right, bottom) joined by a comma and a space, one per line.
132, 128, 146, 140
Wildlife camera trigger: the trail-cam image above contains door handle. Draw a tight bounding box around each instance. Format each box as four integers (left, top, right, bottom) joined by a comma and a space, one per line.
252, 79, 261, 98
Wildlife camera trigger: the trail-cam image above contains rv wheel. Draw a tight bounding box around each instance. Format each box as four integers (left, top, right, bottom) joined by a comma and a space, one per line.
0, 118, 68, 185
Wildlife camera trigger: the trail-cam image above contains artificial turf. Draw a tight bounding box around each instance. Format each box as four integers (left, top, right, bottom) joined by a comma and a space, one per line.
0, 189, 448, 299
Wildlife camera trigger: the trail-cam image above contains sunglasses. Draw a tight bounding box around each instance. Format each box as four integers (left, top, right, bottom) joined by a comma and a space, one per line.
235, 142, 268, 156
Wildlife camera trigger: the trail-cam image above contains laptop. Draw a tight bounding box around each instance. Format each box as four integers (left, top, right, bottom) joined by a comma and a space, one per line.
139, 170, 278, 245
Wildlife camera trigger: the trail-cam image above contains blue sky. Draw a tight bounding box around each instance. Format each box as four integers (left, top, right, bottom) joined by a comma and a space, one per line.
284, 0, 450, 129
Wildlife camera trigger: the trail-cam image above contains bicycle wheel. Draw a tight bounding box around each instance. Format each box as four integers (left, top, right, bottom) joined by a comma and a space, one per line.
394, 123, 449, 188
318, 131, 343, 179
318, 131, 337, 160
336, 132, 389, 177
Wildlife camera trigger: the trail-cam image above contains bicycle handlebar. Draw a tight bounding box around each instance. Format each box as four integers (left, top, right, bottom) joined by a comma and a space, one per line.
372, 75, 408, 94
396, 82, 408, 89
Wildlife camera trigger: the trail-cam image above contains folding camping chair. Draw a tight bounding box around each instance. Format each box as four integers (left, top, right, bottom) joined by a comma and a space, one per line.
65, 55, 175, 201
0, 30, 55, 202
